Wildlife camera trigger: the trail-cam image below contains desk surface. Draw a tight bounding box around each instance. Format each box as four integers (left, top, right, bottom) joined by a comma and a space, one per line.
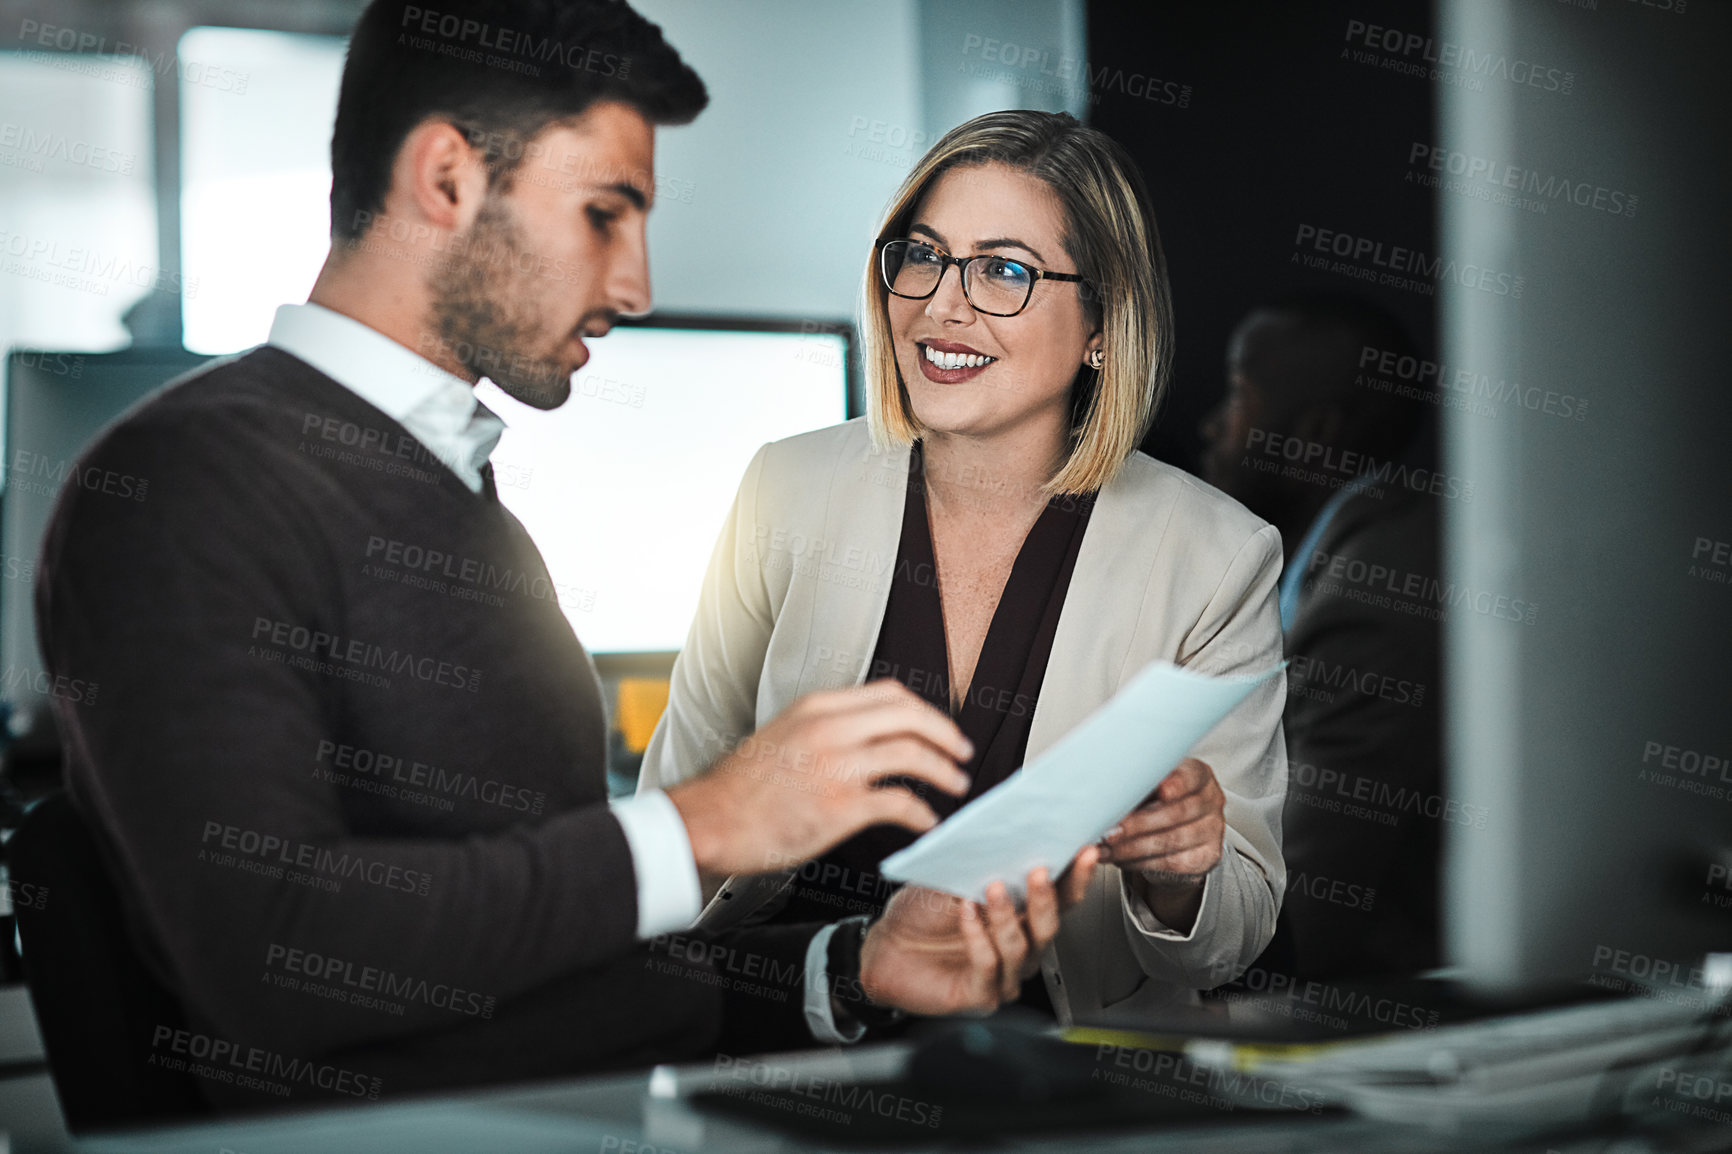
6, 977, 1724, 1154
63, 1071, 1365, 1154
17, 1041, 1674, 1154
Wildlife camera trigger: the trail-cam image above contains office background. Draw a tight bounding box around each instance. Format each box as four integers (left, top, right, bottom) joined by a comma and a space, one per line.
2, 0, 1730, 1148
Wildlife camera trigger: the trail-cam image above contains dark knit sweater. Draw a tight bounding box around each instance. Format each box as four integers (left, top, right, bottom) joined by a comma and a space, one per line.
36, 346, 662, 1065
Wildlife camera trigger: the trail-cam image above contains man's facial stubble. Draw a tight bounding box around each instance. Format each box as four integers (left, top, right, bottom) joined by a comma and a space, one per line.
428, 194, 575, 409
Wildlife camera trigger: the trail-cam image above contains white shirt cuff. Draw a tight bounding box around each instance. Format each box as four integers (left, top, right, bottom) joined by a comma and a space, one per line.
609, 789, 703, 939
1120, 864, 1217, 942
803, 921, 867, 1045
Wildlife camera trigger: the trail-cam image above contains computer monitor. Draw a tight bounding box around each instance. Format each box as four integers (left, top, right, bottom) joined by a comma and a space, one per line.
474, 315, 854, 668
2, 319, 849, 729
1439, 0, 1732, 994
1, 347, 215, 740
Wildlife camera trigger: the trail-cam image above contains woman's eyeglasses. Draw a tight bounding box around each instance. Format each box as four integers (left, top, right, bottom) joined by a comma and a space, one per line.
878, 238, 1087, 318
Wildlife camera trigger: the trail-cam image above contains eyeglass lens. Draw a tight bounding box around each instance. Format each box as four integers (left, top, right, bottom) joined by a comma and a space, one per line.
882, 240, 1033, 314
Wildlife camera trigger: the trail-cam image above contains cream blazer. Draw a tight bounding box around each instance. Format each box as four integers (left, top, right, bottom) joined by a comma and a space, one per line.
639, 419, 1288, 1028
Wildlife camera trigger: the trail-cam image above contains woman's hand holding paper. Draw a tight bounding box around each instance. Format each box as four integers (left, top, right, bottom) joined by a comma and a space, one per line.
1097, 757, 1226, 933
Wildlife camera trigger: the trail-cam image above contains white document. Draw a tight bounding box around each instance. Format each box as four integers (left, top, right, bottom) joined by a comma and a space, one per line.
880, 660, 1285, 902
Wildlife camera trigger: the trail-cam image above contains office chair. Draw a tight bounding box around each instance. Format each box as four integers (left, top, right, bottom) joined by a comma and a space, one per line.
10, 791, 211, 1132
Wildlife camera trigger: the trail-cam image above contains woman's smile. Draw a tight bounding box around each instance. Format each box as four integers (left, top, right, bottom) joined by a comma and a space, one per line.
915, 338, 999, 383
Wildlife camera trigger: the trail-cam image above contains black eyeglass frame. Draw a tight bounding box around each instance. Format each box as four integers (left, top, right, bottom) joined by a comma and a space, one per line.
877, 237, 1088, 318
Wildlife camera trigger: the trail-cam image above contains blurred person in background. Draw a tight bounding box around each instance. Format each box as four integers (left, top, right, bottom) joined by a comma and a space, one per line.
1201, 293, 1446, 981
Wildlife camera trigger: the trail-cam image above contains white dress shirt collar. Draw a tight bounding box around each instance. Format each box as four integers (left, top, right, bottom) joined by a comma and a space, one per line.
267, 302, 505, 494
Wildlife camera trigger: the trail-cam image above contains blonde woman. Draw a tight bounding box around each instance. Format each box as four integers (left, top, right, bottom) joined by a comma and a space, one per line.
641, 110, 1287, 1029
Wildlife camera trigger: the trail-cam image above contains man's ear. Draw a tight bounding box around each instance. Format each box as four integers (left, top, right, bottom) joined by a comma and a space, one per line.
390, 118, 490, 236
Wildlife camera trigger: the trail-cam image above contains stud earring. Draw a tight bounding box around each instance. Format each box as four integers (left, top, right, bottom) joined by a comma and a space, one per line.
1088, 350, 1104, 370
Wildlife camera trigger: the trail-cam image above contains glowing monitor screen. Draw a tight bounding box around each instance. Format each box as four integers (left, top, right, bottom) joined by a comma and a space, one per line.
474, 321, 849, 655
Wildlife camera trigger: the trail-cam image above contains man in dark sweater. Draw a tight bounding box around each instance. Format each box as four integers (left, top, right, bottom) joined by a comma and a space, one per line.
35, 0, 1095, 1113
1199, 295, 1446, 982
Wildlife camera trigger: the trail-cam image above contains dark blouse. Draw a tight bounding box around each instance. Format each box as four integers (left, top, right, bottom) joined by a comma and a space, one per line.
769, 443, 1095, 1011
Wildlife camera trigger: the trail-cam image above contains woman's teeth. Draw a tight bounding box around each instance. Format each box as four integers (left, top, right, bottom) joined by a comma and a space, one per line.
923, 344, 997, 370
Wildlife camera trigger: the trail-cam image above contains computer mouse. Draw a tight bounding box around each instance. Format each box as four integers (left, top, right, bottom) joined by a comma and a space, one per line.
908, 1018, 1104, 1104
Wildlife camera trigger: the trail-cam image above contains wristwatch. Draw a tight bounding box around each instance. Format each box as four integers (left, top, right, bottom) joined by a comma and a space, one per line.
826, 915, 905, 1032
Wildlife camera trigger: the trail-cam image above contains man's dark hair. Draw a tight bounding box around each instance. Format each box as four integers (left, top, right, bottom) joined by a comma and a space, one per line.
330, 0, 707, 242
1232, 291, 1433, 464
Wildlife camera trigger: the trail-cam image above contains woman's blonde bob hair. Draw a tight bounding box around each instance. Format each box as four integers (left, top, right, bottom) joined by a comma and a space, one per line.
863, 110, 1175, 496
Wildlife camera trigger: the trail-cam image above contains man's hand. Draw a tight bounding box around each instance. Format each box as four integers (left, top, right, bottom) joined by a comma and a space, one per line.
1098, 757, 1225, 933
856, 848, 1100, 1017
666, 681, 973, 878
